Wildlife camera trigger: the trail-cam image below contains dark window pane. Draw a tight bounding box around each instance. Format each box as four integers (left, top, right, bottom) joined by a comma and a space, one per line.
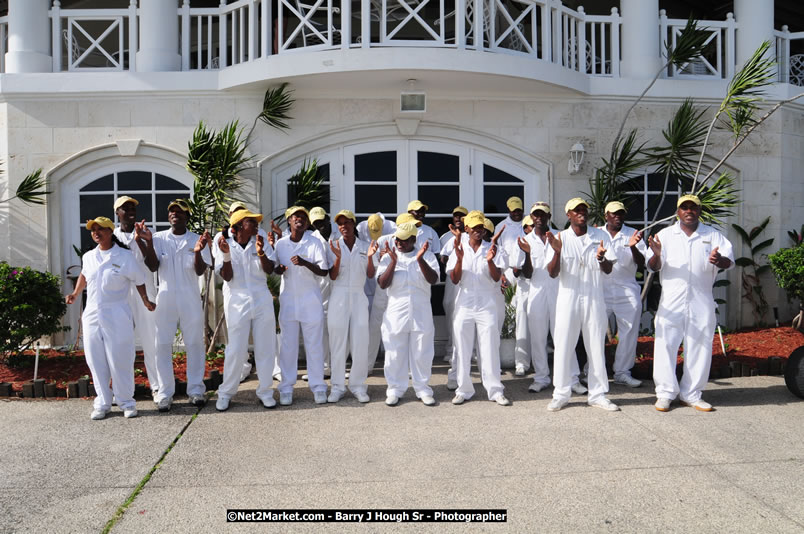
317, 163, 330, 183
483, 185, 524, 215
647, 173, 680, 191
127, 193, 153, 223
417, 185, 459, 215
423, 216, 452, 238
80, 175, 113, 192
155, 174, 190, 191
488, 216, 505, 228
417, 151, 459, 182
80, 194, 115, 222
625, 195, 645, 223
118, 171, 152, 191
356, 185, 396, 214
483, 164, 523, 183
648, 193, 677, 220
355, 151, 396, 182
154, 224, 171, 234
286, 184, 331, 214
80, 229, 95, 254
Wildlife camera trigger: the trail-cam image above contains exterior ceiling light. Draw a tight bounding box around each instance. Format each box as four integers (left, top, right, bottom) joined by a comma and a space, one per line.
400, 78, 426, 113
568, 142, 585, 174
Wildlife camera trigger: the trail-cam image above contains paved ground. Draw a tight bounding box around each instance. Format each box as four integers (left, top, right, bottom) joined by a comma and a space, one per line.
1, 365, 803, 533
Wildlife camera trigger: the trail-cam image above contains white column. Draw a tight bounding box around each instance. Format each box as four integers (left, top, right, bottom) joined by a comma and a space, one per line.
136, 0, 181, 72
734, 0, 774, 67
5, 0, 52, 73
619, 0, 661, 79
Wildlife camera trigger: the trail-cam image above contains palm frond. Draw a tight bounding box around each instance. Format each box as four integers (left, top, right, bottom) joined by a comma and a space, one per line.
258, 83, 295, 131
8, 168, 50, 205
648, 99, 708, 177
692, 171, 740, 226
664, 17, 710, 69
280, 158, 329, 221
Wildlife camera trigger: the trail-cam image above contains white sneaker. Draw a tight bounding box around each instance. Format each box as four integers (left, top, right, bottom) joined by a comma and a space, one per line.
446, 378, 458, 390
385, 395, 399, 406
90, 409, 108, 420
302, 374, 309, 381
588, 398, 620, 412
547, 398, 568, 412
655, 398, 672, 412
681, 399, 713, 412
123, 408, 138, 418
452, 394, 466, 405
514, 366, 526, 377
614, 374, 642, 388
189, 395, 206, 407
279, 393, 293, 406
344, 371, 350, 379
216, 396, 230, 411
260, 396, 277, 409
355, 392, 370, 403
314, 391, 328, 404
495, 395, 511, 406
157, 397, 172, 412
327, 391, 343, 403
421, 395, 436, 406
273, 372, 282, 381
571, 383, 588, 395
528, 382, 546, 393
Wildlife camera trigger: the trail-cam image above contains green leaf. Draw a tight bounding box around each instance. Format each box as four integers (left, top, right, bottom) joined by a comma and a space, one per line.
751, 238, 774, 255
735, 257, 754, 268
732, 223, 750, 245
713, 279, 731, 287
755, 264, 771, 276
257, 83, 295, 131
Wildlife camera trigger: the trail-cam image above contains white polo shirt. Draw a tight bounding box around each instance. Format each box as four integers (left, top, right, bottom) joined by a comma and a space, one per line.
601, 224, 647, 293
555, 226, 617, 298
327, 236, 370, 292
152, 230, 212, 296
81, 244, 145, 316
446, 240, 507, 311
213, 234, 276, 298
274, 232, 328, 321
378, 247, 440, 335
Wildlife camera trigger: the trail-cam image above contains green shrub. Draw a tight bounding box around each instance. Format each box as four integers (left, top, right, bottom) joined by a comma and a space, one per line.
0, 262, 68, 358
769, 245, 804, 303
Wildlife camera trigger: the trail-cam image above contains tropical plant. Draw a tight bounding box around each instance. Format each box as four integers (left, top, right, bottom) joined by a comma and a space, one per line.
0, 167, 49, 205
732, 217, 774, 326
247, 83, 294, 142
276, 158, 330, 221
788, 224, 803, 246
769, 244, 804, 330
501, 285, 516, 339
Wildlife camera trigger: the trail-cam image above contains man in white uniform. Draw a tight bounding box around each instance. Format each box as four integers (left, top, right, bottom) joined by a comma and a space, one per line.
602, 201, 647, 388
361, 213, 394, 374
377, 222, 440, 406
439, 206, 467, 368
447, 210, 518, 406
150, 199, 213, 410
309, 206, 333, 378
213, 209, 278, 411
327, 210, 373, 403
274, 206, 330, 405
512, 214, 533, 376
113, 195, 159, 398
357, 212, 396, 241
407, 200, 441, 257
546, 198, 619, 412
647, 194, 734, 412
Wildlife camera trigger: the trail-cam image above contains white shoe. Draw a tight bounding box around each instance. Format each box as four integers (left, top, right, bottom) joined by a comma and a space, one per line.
588, 398, 620, 412
571, 383, 588, 395
189, 395, 206, 407
216, 397, 230, 411
279, 393, 292, 406
314, 391, 328, 404
452, 394, 466, 405
547, 398, 568, 412
260, 396, 277, 409
446, 378, 458, 390
327, 391, 343, 403
655, 398, 672, 412
528, 382, 546, 393
495, 395, 511, 406
90, 409, 108, 420
355, 392, 370, 403
514, 366, 526, 377
421, 395, 436, 406
157, 397, 172, 412
681, 399, 713, 412
301, 374, 309, 381
345, 371, 350, 379
273, 372, 282, 381
123, 408, 138, 418
385, 395, 399, 406
614, 374, 642, 388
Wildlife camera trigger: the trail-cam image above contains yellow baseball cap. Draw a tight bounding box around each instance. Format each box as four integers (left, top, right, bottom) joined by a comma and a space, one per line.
506, 196, 523, 211
228, 201, 248, 215
309, 206, 327, 223
394, 222, 418, 241
677, 194, 702, 208
463, 210, 485, 229
483, 218, 495, 233
407, 200, 428, 212
113, 195, 139, 211
86, 216, 115, 231
168, 199, 191, 212
564, 197, 589, 214
367, 214, 383, 240
452, 206, 468, 216
530, 201, 551, 215
285, 205, 311, 220
522, 215, 534, 227
230, 210, 263, 227
605, 201, 626, 214
396, 213, 422, 227
334, 209, 356, 224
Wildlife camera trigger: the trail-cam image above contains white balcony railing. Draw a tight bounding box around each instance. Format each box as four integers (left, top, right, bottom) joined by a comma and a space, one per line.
775, 26, 804, 86
660, 10, 736, 80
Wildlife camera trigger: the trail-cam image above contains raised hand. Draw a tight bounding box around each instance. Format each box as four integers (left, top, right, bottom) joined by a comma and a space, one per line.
628, 231, 643, 248
596, 240, 607, 262
517, 236, 531, 254
271, 220, 283, 240
490, 227, 504, 247
195, 231, 211, 252
256, 234, 265, 255
546, 231, 562, 253
448, 223, 461, 237
329, 238, 341, 259
648, 233, 662, 256
386, 243, 398, 262
485, 242, 497, 262
267, 230, 276, 247
368, 240, 379, 257
415, 240, 429, 260
134, 220, 152, 241
218, 234, 230, 255
454, 239, 464, 261
708, 246, 722, 265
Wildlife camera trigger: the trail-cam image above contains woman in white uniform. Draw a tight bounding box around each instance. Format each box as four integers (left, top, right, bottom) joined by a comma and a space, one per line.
65, 217, 156, 420
327, 210, 374, 403
214, 209, 278, 411
377, 222, 440, 406
447, 210, 517, 406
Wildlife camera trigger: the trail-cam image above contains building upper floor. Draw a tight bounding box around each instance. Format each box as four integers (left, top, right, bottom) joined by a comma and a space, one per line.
0, 0, 802, 99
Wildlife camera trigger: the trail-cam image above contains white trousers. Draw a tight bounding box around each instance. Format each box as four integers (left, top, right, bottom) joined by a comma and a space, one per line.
526, 289, 560, 388
553, 295, 609, 403
442, 278, 458, 360
454, 306, 505, 401
328, 287, 369, 395
605, 284, 643, 378
128, 288, 158, 393
382, 326, 434, 399
278, 309, 326, 395
653, 305, 716, 403
218, 292, 277, 403
366, 289, 388, 372
154, 290, 206, 401
513, 286, 531, 370
82, 309, 136, 411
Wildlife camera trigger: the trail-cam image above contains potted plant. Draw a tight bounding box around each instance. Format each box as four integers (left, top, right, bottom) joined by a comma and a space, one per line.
769, 242, 804, 398
499, 285, 517, 368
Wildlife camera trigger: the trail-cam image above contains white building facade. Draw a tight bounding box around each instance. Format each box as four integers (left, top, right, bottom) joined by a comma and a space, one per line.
0, 0, 802, 344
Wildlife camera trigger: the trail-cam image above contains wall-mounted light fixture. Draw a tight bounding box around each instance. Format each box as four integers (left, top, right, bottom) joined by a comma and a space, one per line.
400, 78, 426, 113
568, 142, 585, 174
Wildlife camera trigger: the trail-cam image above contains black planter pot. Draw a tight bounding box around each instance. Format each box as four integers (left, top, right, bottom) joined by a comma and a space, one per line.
44, 383, 57, 398
785, 346, 804, 399
729, 361, 742, 377
33, 378, 45, 398
741, 363, 751, 377
78, 377, 89, 397
88, 384, 96, 397
67, 381, 79, 398
22, 382, 35, 398
0, 382, 11, 397
769, 357, 782, 375
757, 360, 769, 375
209, 369, 222, 389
